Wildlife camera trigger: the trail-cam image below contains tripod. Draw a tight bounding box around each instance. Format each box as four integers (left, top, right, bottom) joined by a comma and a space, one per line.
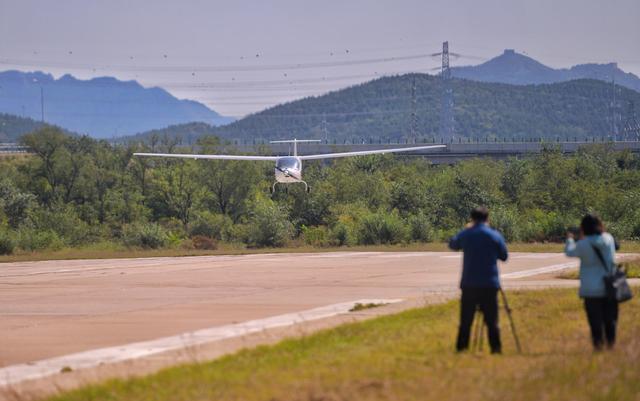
500, 288, 523, 354
471, 306, 485, 352
470, 289, 522, 354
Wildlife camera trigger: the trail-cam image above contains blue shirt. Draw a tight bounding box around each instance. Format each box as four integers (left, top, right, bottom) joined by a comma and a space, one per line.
449, 223, 508, 289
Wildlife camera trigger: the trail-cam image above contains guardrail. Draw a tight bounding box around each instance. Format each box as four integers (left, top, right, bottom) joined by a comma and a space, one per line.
228, 141, 640, 164
0, 143, 29, 154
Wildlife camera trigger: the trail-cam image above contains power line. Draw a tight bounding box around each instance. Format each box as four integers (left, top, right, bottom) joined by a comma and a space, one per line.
0, 53, 435, 73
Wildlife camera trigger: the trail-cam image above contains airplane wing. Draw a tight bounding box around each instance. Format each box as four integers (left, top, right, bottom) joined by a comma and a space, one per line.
133, 153, 279, 161
298, 145, 446, 160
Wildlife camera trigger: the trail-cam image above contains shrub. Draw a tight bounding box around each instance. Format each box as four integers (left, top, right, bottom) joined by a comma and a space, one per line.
301, 225, 333, 247
0, 229, 16, 255
246, 197, 293, 248
520, 210, 575, 242
31, 206, 98, 246
122, 223, 168, 249
16, 228, 64, 251
490, 206, 521, 242
330, 222, 355, 246
191, 235, 217, 250
407, 213, 434, 242
357, 211, 408, 245
189, 212, 233, 241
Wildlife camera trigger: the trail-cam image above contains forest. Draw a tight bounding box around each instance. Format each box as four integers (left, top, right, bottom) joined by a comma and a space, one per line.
0, 126, 639, 255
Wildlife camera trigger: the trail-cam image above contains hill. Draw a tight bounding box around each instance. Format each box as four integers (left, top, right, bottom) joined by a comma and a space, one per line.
452, 49, 640, 92
0, 113, 51, 142
0, 71, 234, 138
125, 74, 640, 143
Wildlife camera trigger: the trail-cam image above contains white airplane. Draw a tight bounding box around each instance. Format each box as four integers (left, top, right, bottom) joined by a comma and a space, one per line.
134, 139, 446, 193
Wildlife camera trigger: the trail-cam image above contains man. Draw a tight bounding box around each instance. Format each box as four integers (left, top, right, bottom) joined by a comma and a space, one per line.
449, 206, 508, 354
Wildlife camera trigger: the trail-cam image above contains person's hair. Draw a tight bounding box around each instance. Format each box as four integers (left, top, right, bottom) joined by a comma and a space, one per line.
580, 214, 603, 236
470, 206, 489, 223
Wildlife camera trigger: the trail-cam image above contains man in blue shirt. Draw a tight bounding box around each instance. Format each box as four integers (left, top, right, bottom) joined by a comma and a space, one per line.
449, 206, 508, 354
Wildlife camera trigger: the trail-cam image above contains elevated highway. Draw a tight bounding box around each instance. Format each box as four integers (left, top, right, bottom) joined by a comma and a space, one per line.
6, 141, 640, 164
232, 140, 640, 164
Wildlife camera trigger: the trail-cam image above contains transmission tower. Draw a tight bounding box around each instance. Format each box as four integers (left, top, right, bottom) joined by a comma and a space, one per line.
609, 79, 622, 140
410, 76, 418, 143
439, 41, 455, 141
623, 100, 640, 141
321, 113, 328, 142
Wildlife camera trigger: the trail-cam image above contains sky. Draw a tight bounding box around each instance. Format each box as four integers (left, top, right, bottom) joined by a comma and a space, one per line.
1, 0, 638, 117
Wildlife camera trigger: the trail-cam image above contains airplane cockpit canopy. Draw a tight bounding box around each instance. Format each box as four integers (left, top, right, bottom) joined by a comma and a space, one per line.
276, 157, 301, 170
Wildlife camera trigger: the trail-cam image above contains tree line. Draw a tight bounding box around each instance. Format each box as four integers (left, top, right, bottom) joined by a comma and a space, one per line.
0, 127, 639, 254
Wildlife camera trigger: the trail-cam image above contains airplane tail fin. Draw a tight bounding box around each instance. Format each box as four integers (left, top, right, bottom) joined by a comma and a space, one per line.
269, 139, 321, 156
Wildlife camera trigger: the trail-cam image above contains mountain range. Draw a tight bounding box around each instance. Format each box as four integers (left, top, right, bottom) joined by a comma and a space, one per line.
124, 75, 640, 144
451, 49, 640, 92
1, 49, 639, 142
0, 71, 233, 138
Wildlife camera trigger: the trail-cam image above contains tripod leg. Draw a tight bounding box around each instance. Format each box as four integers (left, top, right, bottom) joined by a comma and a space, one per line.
472, 307, 484, 352
500, 288, 522, 354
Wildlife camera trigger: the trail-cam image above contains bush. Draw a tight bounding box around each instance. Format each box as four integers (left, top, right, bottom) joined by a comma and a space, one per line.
490, 206, 521, 242
246, 197, 293, 248
330, 222, 355, 246
0, 230, 16, 255
520, 210, 575, 242
407, 213, 434, 242
191, 235, 217, 250
31, 206, 98, 246
302, 226, 334, 247
189, 212, 233, 241
122, 223, 169, 249
17, 228, 64, 251
357, 211, 408, 245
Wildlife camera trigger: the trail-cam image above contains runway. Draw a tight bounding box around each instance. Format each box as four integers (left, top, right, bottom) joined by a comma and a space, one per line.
0, 251, 576, 371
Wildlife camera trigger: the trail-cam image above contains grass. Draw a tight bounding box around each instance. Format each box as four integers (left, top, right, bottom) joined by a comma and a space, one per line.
43, 287, 640, 401
2, 240, 639, 264
349, 302, 387, 312
558, 257, 640, 279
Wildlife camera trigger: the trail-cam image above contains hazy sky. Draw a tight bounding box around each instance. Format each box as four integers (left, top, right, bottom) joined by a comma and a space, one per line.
1, 0, 638, 117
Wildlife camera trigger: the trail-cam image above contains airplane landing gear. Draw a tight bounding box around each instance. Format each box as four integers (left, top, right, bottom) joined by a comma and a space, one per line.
270, 181, 310, 194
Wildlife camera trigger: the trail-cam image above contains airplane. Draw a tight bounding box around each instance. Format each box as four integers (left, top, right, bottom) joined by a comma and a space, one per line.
134, 139, 446, 193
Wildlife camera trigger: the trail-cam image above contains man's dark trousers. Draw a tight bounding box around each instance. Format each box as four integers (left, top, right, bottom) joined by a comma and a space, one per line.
456, 287, 501, 353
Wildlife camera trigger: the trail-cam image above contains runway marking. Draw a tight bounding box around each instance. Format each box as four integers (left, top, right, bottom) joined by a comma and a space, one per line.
501, 262, 578, 279
0, 298, 402, 387
511, 254, 556, 259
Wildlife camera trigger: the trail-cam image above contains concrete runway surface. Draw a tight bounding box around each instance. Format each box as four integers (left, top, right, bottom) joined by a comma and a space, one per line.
0, 251, 579, 393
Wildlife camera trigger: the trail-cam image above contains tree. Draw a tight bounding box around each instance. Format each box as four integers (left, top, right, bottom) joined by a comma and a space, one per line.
151, 159, 203, 229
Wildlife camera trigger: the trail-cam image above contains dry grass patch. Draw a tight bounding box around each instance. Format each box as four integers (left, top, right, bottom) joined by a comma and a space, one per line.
36, 288, 640, 401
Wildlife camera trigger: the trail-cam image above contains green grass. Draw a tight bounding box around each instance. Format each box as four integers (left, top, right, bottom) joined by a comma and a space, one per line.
349, 302, 387, 312
2, 240, 639, 263
45, 288, 640, 401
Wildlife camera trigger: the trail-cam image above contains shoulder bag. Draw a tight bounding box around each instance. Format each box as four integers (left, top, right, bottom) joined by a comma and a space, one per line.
591, 244, 633, 303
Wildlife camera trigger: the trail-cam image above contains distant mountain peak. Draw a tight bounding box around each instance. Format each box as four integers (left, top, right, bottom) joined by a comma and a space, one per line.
0, 70, 234, 138
452, 50, 640, 92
